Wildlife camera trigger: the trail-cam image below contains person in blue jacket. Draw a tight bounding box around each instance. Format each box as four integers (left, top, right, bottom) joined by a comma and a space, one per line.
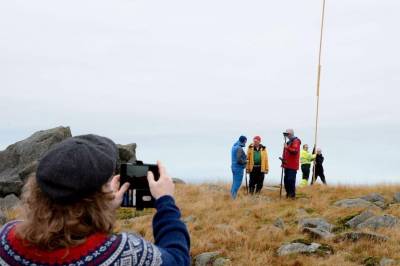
230, 135, 247, 199
0, 134, 190, 266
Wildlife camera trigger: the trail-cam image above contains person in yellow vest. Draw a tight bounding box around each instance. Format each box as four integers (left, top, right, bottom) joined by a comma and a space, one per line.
299, 144, 316, 187
246, 136, 269, 194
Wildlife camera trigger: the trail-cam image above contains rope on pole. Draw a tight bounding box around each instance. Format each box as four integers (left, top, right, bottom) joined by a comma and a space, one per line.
312, 0, 326, 184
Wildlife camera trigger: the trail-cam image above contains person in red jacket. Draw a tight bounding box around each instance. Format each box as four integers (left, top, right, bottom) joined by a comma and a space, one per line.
281, 129, 301, 199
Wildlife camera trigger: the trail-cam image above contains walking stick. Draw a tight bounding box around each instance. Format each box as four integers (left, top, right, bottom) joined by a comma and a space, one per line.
279, 166, 284, 198
245, 172, 249, 194
279, 135, 287, 198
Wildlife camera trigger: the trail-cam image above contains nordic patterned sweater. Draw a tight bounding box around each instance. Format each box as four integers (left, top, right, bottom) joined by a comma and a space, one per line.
0, 195, 190, 266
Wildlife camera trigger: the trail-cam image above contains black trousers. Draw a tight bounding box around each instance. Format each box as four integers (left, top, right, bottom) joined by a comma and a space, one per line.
301, 164, 311, 181
249, 166, 264, 194
284, 168, 297, 198
311, 166, 326, 184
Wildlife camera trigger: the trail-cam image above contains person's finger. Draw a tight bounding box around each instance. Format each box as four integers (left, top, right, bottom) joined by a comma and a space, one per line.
157, 160, 166, 177
147, 171, 156, 185
116, 182, 130, 199
110, 175, 121, 191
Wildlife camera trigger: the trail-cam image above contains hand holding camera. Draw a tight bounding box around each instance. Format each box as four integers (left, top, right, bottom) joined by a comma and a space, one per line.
147, 161, 174, 200
109, 175, 130, 210
120, 160, 174, 210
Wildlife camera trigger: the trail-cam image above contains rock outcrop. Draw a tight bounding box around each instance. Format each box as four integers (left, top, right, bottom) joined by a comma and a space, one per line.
356, 215, 398, 230
193, 252, 229, 266
0, 126, 72, 196
299, 217, 335, 239
345, 210, 375, 229
117, 143, 137, 163
277, 241, 333, 256
334, 198, 378, 209
336, 232, 389, 242
0, 127, 138, 199
360, 193, 386, 208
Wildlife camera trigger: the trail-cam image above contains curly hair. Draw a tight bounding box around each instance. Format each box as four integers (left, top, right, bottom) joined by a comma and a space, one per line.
15, 176, 116, 250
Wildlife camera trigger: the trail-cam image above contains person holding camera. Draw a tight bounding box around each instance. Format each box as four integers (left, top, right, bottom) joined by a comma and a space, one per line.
0, 135, 190, 266
281, 129, 301, 199
230, 135, 247, 199
299, 144, 316, 187
311, 148, 327, 185
246, 136, 269, 194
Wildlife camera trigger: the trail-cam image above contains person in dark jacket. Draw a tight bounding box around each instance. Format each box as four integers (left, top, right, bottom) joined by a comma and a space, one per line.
231, 135, 247, 199
311, 148, 327, 185
0, 135, 190, 266
281, 129, 301, 199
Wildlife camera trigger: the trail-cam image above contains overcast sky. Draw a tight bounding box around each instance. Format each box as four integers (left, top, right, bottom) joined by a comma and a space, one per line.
0, 0, 399, 185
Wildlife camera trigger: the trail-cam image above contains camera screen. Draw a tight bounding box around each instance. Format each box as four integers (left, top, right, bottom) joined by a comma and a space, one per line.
126, 165, 148, 178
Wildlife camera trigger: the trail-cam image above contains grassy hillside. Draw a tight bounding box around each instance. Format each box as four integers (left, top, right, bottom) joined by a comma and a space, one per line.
118, 183, 400, 266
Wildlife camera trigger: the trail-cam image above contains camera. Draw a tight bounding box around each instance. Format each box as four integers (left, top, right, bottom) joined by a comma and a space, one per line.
120, 161, 159, 210
283, 132, 289, 137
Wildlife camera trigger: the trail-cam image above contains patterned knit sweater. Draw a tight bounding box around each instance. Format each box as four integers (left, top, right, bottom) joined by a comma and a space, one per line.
0, 195, 190, 266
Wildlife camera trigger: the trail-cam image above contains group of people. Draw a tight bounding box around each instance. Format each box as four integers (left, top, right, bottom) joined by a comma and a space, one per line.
230, 129, 326, 199
0, 132, 326, 266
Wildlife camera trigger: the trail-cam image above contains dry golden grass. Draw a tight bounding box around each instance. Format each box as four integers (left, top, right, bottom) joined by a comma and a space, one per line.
117, 183, 400, 266
4, 183, 400, 265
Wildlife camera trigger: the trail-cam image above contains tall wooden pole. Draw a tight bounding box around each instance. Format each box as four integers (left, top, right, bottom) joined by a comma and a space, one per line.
312, 0, 326, 184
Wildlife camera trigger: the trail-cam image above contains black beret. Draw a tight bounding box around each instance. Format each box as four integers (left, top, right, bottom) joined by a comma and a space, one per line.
36, 134, 117, 203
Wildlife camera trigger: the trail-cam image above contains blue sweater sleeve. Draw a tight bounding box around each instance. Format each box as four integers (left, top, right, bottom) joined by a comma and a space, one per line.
152, 195, 191, 266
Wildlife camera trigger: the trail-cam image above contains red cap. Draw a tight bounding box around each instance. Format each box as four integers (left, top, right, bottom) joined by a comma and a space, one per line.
253, 136, 261, 142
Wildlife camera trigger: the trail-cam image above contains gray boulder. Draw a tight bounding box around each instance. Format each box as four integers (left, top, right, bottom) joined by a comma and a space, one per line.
372, 201, 386, 209
334, 198, 376, 208
0, 210, 6, 225
213, 258, 230, 266
303, 227, 335, 239
115, 144, 137, 174
277, 242, 333, 256
117, 144, 137, 163
298, 217, 334, 232
0, 180, 24, 198
0, 194, 20, 210
337, 232, 389, 242
393, 192, 400, 203
278, 242, 320, 256
360, 193, 386, 208
193, 252, 222, 266
356, 215, 398, 230
0, 126, 71, 196
361, 193, 385, 203
299, 217, 334, 239
345, 210, 375, 228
